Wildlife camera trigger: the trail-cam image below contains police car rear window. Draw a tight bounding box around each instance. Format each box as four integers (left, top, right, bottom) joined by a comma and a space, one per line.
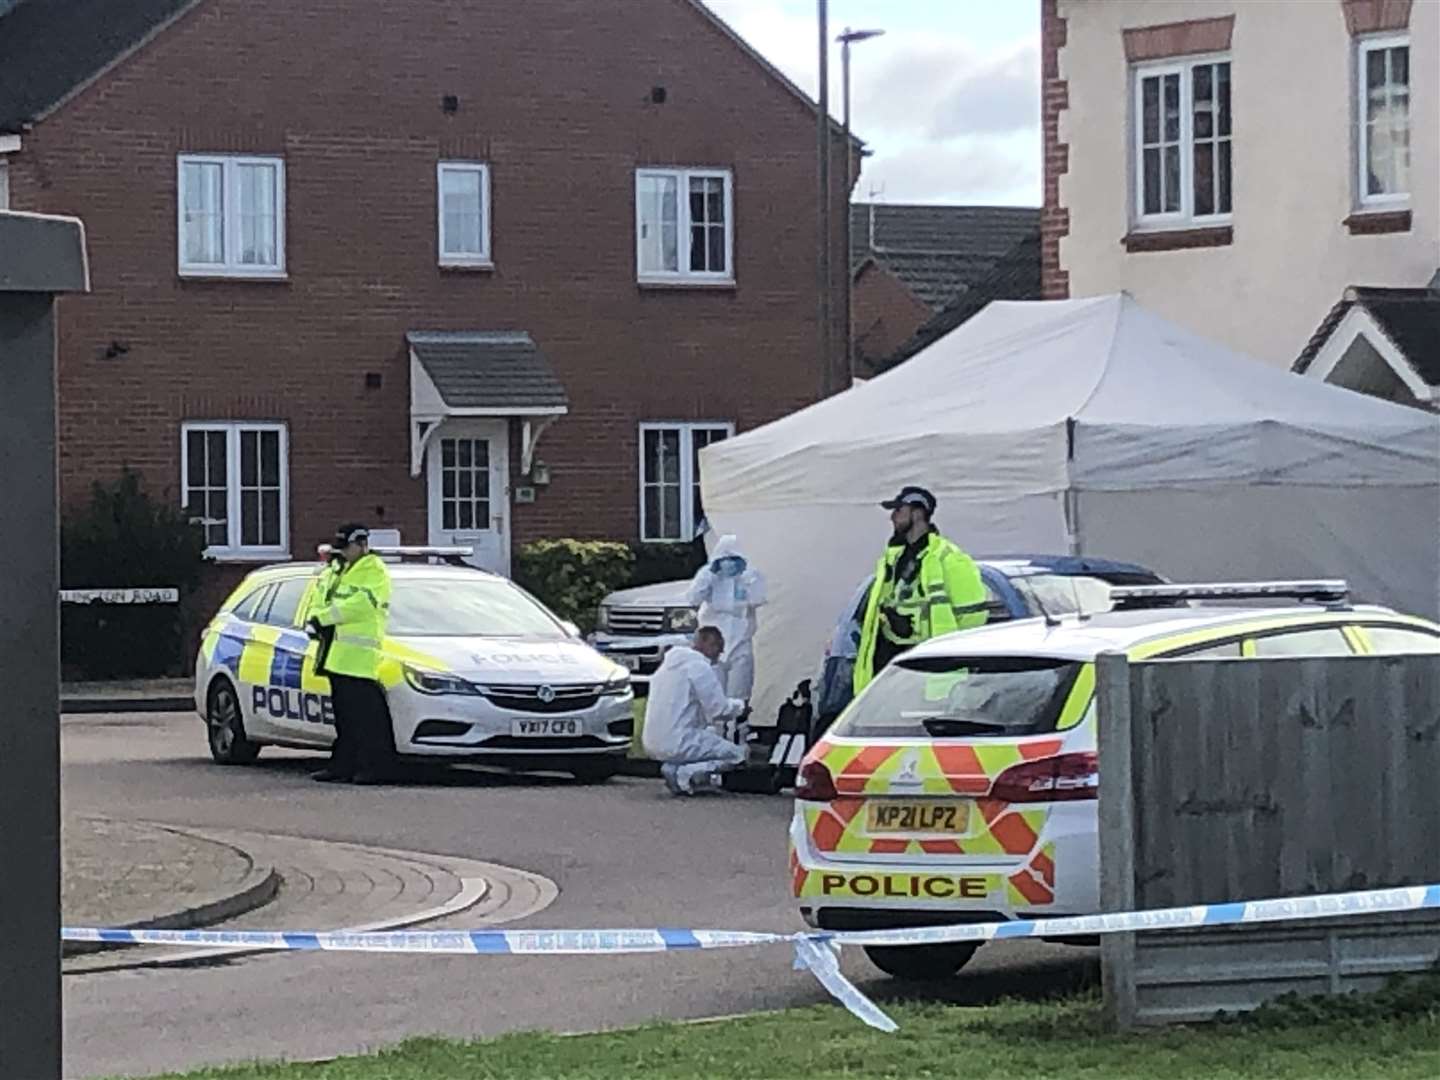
832, 656, 1084, 740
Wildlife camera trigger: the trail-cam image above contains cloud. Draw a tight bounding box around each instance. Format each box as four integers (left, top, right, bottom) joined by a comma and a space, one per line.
857, 137, 1040, 206
701, 1, 1041, 204
854, 40, 1039, 141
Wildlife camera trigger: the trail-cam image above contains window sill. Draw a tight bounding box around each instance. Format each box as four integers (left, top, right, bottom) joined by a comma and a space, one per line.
1344, 209, 1411, 235
180, 270, 290, 283
440, 259, 495, 273
207, 550, 292, 564
637, 277, 737, 291
1122, 225, 1233, 253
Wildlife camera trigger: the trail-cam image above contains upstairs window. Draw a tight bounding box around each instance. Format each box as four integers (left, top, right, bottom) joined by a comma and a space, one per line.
438, 162, 492, 266
635, 168, 733, 283
177, 155, 285, 277
1132, 58, 1231, 227
1357, 35, 1410, 205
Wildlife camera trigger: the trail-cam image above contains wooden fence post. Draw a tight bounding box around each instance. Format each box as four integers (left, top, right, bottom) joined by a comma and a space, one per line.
1097, 649, 1138, 1031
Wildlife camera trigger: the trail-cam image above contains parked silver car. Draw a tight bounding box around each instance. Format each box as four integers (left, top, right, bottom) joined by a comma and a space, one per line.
589, 580, 697, 694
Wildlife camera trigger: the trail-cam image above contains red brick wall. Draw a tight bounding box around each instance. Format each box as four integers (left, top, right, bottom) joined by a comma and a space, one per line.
1341, 0, 1414, 34
1040, 0, 1070, 300
852, 262, 933, 373
10, 0, 850, 575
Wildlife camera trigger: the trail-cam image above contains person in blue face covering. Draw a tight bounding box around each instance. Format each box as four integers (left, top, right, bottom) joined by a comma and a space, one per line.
685, 535, 767, 699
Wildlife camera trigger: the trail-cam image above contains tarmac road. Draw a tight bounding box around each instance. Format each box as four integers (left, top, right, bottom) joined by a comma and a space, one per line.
62, 711, 1096, 1079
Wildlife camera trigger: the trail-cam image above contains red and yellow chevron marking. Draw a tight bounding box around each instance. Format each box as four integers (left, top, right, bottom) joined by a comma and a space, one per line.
790, 848, 810, 897
798, 737, 1065, 862
807, 737, 1065, 798
1006, 841, 1057, 907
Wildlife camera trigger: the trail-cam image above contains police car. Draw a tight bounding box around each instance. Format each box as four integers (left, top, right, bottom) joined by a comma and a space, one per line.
789, 581, 1440, 980
195, 547, 634, 781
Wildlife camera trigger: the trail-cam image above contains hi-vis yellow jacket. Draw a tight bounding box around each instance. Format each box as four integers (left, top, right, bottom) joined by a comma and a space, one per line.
853, 531, 987, 694
305, 553, 392, 679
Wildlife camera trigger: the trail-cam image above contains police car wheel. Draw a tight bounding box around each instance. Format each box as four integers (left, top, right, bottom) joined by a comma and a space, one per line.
568, 759, 619, 784
863, 942, 977, 981
207, 680, 261, 765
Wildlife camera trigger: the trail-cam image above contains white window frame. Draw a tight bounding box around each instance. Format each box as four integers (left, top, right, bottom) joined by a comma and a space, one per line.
1130, 54, 1233, 230
180, 422, 290, 560
0, 157, 9, 211
176, 154, 287, 278
1355, 32, 1411, 208
436, 161, 493, 267
637, 421, 734, 543
634, 167, 735, 284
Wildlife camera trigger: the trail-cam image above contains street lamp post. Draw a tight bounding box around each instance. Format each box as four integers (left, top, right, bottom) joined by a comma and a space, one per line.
838, 26, 884, 384
816, 0, 832, 397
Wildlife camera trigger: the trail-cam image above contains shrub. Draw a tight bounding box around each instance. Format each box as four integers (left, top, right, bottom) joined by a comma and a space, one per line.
61, 469, 210, 679
629, 540, 707, 588
513, 539, 635, 635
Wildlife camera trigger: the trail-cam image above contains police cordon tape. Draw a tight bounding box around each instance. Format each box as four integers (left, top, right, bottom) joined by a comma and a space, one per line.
63, 881, 1440, 1034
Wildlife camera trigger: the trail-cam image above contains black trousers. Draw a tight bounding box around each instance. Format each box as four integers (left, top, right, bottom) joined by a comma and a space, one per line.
327, 674, 392, 776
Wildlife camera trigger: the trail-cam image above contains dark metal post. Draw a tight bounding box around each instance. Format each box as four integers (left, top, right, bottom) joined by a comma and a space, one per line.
816, 0, 832, 397
0, 210, 90, 1080
835, 27, 882, 386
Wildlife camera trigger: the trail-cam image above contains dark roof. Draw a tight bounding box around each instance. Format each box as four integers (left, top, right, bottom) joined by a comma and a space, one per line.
876, 229, 1042, 373
850, 203, 1040, 310
1293, 279, 1440, 387
0, 0, 201, 133
0, 0, 863, 146
407, 332, 569, 411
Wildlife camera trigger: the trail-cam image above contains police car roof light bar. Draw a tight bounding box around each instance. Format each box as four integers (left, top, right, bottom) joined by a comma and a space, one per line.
1109, 580, 1350, 605
315, 544, 475, 566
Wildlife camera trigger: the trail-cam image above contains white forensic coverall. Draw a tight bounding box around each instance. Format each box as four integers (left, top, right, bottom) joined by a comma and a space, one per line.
686, 535, 767, 699
641, 645, 747, 794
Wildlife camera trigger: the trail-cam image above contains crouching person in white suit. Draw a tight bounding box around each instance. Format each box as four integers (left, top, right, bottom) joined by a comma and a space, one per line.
641, 626, 748, 796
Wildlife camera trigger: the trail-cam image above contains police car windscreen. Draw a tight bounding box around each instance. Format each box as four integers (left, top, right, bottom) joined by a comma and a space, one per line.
832, 656, 1084, 740
387, 579, 567, 638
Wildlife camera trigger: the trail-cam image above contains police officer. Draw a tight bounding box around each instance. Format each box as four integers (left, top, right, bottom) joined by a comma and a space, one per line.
853, 486, 988, 695
306, 523, 394, 784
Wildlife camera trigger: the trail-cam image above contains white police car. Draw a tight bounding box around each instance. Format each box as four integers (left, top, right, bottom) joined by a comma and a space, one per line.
791, 581, 1440, 979
194, 547, 634, 781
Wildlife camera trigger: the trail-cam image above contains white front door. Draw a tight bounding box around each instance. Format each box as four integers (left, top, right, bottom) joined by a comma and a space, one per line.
426, 419, 510, 574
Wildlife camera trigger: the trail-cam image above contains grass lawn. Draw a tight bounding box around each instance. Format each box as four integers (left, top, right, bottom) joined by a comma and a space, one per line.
111, 978, 1440, 1080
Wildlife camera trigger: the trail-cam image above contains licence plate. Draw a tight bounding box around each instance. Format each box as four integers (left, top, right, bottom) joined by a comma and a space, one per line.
866, 800, 969, 834
511, 718, 583, 737
612, 654, 641, 671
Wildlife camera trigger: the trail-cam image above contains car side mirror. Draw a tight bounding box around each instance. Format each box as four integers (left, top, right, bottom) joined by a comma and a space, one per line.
561, 620, 581, 638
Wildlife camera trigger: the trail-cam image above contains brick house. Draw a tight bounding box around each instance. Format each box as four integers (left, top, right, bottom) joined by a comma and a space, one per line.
0, 0, 854, 620
848, 202, 1039, 373
1041, 0, 1438, 376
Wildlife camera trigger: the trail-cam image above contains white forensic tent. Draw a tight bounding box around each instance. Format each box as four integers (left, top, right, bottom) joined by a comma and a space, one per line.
700, 294, 1440, 724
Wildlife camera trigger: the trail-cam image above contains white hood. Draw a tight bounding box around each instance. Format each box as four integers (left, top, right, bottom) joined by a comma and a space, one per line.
391, 635, 625, 684
708, 534, 747, 567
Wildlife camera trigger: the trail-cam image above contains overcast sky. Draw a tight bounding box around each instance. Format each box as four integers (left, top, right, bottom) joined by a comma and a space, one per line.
702, 0, 1042, 207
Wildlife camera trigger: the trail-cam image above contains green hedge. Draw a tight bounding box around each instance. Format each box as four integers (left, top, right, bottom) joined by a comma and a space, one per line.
514, 539, 710, 635
61, 469, 209, 679
629, 540, 707, 588
513, 540, 635, 635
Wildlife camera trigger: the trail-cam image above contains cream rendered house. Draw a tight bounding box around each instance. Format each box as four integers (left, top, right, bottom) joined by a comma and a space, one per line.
1041, 0, 1438, 406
